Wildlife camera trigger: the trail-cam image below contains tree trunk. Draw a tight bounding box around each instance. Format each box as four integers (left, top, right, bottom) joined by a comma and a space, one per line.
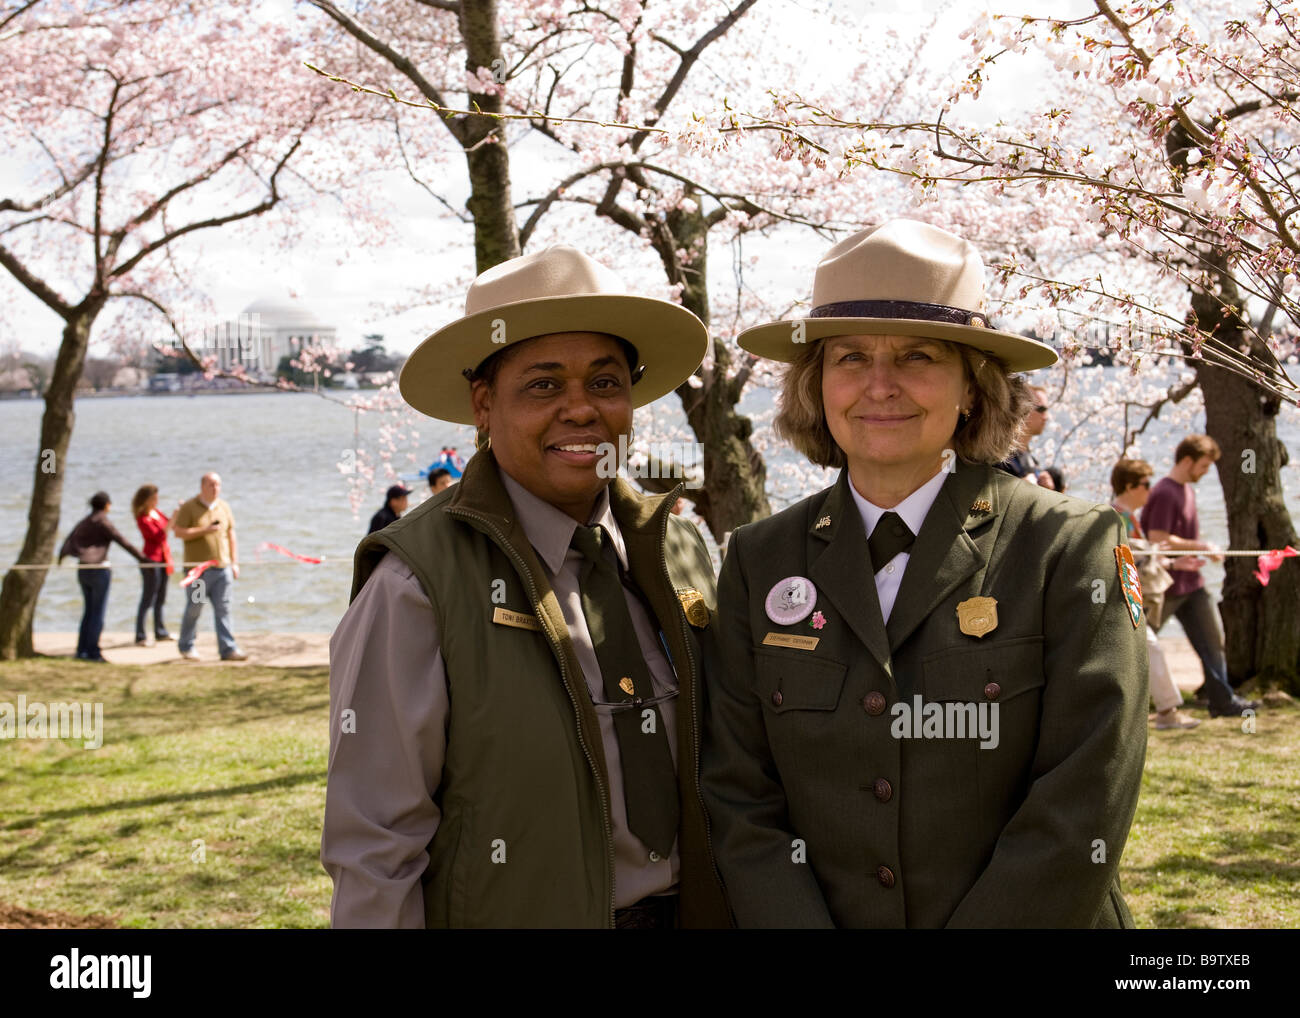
458, 0, 520, 272
647, 198, 770, 544
1188, 276, 1300, 693
0, 307, 100, 659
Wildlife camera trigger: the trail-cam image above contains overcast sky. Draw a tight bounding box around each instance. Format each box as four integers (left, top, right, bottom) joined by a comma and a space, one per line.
2, 0, 1077, 360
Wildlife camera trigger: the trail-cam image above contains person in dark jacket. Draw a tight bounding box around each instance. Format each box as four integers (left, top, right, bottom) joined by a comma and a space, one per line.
702, 219, 1148, 928
367, 484, 411, 534
58, 491, 146, 662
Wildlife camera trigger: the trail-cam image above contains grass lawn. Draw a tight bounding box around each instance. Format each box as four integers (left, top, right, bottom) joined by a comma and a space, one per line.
0, 658, 1296, 928
0, 659, 330, 928
1124, 694, 1300, 928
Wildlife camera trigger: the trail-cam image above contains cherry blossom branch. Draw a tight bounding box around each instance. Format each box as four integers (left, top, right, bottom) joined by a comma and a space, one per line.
109, 136, 301, 280
305, 62, 671, 135
628, 0, 759, 153
0, 0, 42, 34
0, 238, 70, 316
1124, 377, 1199, 447
307, 0, 461, 143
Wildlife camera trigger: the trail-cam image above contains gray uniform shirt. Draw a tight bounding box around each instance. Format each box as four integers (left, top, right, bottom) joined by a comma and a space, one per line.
322, 472, 680, 927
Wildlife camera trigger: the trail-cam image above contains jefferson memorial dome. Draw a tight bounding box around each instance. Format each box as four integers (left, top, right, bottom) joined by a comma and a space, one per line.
206, 296, 338, 377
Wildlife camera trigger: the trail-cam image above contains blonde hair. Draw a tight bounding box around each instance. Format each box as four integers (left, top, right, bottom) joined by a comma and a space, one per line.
773, 338, 1034, 468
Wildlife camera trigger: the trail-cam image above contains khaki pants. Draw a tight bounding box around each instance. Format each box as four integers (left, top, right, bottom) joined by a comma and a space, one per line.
1146, 626, 1182, 713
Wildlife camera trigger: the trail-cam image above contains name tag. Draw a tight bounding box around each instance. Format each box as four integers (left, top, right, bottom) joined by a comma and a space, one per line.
762, 632, 820, 651
492, 607, 541, 632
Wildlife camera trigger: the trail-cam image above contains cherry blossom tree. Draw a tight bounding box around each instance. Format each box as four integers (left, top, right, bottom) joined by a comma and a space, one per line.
305, 0, 948, 540
0, 0, 362, 658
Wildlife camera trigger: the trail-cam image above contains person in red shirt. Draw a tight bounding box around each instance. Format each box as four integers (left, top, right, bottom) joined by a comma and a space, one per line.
131, 485, 175, 646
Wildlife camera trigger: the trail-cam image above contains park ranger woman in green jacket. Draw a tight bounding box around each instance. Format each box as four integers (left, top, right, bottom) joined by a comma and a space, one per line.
322, 246, 728, 928
701, 219, 1149, 928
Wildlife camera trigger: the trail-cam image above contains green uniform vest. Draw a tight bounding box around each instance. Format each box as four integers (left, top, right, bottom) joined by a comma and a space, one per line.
349, 451, 730, 928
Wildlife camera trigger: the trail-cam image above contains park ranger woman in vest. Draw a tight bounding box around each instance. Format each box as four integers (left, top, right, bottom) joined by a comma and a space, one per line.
322, 246, 728, 928
701, 220, 1149, 928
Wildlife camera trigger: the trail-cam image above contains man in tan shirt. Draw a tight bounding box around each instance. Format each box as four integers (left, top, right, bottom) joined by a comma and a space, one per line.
172, 472, 246, 662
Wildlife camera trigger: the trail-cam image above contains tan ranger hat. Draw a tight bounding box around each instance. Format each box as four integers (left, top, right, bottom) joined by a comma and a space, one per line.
737, 219, 1058, 371
401, 246, 709, 424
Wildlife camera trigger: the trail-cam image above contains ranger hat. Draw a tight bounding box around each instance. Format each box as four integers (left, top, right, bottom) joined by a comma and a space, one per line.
737, 219, 1057, 371
401, 246, 709, 423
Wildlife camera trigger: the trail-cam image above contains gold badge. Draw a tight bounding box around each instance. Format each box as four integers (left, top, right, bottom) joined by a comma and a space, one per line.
956, 596, 998, 638
815, 515, 832, 530
619, 676, 635, 696
970, 498, 992, 514
678, 588, 710, 628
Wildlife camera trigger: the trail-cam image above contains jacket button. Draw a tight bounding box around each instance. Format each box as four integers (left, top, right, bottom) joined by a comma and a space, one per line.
877, 865, 895, 888
984, 681, 1001, 700
771, 690, 783, 707
863, 691, 887, 715
873, 778, 892, 802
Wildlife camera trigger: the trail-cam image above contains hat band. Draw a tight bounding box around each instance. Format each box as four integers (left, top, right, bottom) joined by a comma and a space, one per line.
810, 299, 988, 329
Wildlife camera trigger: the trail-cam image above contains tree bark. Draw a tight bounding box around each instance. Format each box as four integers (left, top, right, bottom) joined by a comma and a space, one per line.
644, 196, 770, 543
458, 0, 520, 271
0, 305, 101, 659
1187, 272, 1300, 693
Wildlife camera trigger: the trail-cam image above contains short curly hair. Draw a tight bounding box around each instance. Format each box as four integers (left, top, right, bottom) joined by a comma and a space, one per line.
773, 337, 1035, 469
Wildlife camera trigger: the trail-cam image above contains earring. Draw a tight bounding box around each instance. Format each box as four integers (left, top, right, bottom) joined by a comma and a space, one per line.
958, 407, 971, 428
475, 432, 492, 453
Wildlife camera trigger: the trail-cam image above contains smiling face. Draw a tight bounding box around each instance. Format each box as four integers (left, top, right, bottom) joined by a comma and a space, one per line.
471, 331, 633, 522
821, 333, 973, 493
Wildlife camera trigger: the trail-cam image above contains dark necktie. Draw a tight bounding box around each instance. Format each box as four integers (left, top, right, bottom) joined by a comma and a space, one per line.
570, 524, 678, 858
868, 511, 915, 573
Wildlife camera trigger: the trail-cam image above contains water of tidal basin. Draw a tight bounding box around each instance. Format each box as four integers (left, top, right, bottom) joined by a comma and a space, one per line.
1, 384, 1297, 638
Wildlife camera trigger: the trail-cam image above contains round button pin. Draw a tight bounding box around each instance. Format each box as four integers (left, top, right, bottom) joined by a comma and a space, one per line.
765, 575, 817, 626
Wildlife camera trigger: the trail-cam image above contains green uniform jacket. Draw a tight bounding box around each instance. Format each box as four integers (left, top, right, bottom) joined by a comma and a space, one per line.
701, 460, 1149, 928
349, 450, 729, 928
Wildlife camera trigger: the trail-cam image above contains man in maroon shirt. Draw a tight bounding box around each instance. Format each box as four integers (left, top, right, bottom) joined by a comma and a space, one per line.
1141, 435, 1259, 718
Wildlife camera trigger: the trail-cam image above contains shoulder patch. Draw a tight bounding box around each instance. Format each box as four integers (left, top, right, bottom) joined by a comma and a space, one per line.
1115, 545, 1143, 628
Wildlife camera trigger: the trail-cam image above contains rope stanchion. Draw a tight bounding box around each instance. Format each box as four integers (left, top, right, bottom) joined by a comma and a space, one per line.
9, 547, 1298, 586
178, 560, 219, 588
256, 542, 323, 564
6, 558, 351, 569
